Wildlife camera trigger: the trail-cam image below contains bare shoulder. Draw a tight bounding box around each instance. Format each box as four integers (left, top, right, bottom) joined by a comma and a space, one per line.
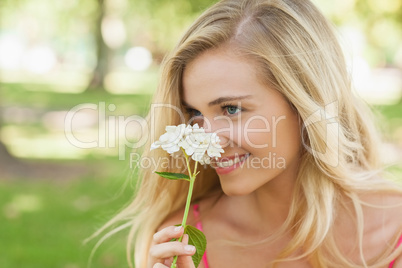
335, 191, 402, 263
360, 191, 402, 245
361, 192, 402, 225
394, 257, 402, 268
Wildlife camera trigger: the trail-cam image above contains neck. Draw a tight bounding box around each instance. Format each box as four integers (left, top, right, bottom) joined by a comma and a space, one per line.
219, 159, 300, 239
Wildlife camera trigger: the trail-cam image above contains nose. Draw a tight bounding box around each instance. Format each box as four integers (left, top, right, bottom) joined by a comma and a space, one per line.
201, 116, 232, 149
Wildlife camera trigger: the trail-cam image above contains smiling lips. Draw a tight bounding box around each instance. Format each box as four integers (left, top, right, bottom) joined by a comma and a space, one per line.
212, 153, 250, 174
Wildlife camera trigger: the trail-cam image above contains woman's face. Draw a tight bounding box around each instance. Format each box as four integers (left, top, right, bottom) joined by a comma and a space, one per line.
182, 48, 302, 196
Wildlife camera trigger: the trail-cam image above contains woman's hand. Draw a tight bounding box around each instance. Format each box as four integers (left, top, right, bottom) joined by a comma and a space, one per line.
148, 225, 196, 268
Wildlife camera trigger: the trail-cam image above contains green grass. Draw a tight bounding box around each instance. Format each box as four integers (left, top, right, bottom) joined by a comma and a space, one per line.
0, 82, 147, 267
0, 82, 153, 114
0, 169, 135, 268
373, 102, 402, 120
372, 102, 402, 141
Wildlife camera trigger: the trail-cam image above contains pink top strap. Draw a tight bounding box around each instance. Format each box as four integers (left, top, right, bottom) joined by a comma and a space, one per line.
193, 204, 210, 268
389, 235, 402, 268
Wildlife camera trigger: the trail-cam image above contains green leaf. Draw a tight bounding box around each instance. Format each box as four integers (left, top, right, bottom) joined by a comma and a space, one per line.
155, 172, 190, 181
184, 225, 207, 268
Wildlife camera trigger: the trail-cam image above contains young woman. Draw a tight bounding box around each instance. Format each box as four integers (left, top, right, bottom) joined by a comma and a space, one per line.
96, 0, 402, 267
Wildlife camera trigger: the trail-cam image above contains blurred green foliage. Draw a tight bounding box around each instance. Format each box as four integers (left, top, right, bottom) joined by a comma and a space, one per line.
1, 0, 400, 66
314, 0, 402, 66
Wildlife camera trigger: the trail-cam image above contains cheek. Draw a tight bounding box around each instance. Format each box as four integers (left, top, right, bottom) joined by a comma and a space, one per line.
272, 113, 301, 156
239, 115, 288, 149
242, 120, 273, 149
240, 113, 301, 155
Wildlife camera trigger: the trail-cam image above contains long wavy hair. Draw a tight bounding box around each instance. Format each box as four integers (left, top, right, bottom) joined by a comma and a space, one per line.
91, 0, 402, 267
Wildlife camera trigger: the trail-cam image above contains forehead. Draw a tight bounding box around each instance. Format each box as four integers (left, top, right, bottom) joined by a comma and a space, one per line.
182, 48, 262, 105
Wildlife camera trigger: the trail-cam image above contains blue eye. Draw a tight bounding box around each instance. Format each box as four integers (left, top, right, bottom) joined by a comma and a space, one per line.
193, 109, 202, 117
224, 105, 241, 115
186, 108, 202, 117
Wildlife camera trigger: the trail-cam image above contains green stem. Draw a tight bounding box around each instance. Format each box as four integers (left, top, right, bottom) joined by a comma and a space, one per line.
193, 161, 198, 177
181, 152, 195, 226
171, 151, 196, 268
181, 172, 195, 227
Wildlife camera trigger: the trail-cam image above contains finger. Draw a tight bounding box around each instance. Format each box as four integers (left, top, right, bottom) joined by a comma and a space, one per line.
182, 234, 189, 244
177, 255, 196, 268
149, 241, 196, 260
163, 257, 173, 266
176, 234, 196, 268
153, 264, 168, 268
153, 225, 184, 244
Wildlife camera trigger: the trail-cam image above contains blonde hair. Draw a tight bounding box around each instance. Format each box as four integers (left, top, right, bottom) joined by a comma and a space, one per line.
92, 0, 402, 267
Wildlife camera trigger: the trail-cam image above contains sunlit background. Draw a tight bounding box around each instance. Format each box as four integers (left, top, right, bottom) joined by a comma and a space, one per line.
0, 0, 401, 267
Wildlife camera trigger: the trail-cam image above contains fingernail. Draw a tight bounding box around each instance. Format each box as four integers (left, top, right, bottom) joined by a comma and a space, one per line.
174, 226, 182, 232
184, 245, 196, 253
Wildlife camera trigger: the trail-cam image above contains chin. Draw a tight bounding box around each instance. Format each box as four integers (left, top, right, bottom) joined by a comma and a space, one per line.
221, 185, 254, 196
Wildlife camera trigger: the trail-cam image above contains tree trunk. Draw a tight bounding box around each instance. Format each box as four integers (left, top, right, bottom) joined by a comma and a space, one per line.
0, 134, 23, 177
0, 5, 20, 177
0, 141, 18, 165
87, 0, 110, 91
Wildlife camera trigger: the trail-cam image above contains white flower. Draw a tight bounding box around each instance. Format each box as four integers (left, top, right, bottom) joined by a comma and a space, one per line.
151, 124, 188, 154
151, 123, 224, 164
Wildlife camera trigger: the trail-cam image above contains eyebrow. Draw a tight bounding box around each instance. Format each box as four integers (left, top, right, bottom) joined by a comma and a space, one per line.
182, 95, 253, 108
208, 95, 253, 106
